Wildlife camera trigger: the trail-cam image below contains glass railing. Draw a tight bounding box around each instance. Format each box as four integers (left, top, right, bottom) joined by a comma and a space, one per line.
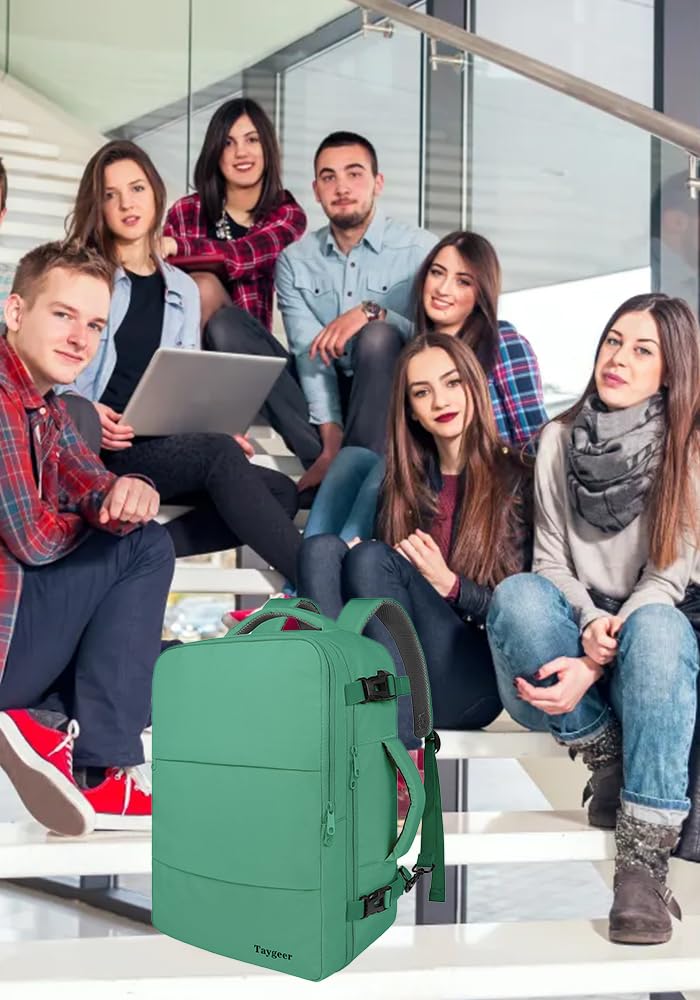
349, 0, 700, 412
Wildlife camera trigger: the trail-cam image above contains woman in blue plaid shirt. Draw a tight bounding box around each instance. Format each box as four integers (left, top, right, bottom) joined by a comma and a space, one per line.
304, 230, 547, 543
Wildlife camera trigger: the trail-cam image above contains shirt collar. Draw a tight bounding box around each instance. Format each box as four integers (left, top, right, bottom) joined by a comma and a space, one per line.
115, 258, 182, 303
322, 205, 387, 257
0, 334, 53, 411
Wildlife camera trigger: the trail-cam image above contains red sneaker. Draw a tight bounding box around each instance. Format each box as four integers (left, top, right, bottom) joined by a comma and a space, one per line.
0, 710, 95, 836
398, 748, 424, 822
82, 766, 152, 831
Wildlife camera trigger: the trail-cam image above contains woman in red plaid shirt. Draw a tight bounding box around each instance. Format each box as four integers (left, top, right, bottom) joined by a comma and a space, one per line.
163, 97, 306, 332
162, 98, 319, 466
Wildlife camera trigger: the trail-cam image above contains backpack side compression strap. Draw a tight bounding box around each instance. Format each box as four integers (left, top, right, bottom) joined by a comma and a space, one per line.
337, 598, 445, 903
336, 598, 432, 738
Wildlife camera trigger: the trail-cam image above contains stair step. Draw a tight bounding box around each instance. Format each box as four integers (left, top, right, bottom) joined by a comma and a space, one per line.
171, 565, 283, 594
0, 821, 150, 879
403, 810, 613, 866
3, 218, 64, 240
0, 810, 608, 881
0, 153, 84, 181
8, 194, 73, 218
0, 247, 20, 265
0, 920, 698, 997
0, 135, 61, 159
7, 173, 78, 198
0, 119, 30, 137
438, 725, 566, 759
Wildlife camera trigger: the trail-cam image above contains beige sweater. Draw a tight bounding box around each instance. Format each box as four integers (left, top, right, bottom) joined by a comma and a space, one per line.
533, 421, 700, 629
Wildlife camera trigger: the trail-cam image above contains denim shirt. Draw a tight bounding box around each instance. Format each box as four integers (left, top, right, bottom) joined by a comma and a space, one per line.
66, 259, 201, 402
275, 208, 436, 426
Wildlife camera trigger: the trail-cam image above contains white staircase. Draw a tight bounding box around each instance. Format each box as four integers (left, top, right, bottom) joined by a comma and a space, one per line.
0, 117, 83, 264
1, 719, 699, 996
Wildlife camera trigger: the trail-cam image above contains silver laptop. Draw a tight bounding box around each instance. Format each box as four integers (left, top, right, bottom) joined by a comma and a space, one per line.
121, 349, 286, 436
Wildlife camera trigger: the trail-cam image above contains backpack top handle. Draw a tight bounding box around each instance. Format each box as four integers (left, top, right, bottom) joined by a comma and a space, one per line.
336, 598, 433, 740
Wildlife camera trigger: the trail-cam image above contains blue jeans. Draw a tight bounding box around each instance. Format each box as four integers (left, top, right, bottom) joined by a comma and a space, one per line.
304, 448, 384, 542
486, 573, 699, 825
298, 536, 502, 748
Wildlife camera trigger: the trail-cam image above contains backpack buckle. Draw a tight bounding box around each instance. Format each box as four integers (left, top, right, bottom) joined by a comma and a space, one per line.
401, 864, 434, 893
361, 884, 392, 917
360, 670, 394, 702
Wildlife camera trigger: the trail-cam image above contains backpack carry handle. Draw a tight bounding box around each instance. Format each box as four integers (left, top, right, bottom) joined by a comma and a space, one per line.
382, 737, 425, 862
241, 597, 322, 634
225, 606, 335, 637
336, 598, 432, 739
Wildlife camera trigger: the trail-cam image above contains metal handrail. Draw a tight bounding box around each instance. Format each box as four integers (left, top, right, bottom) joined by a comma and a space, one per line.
352, 0, 700, 157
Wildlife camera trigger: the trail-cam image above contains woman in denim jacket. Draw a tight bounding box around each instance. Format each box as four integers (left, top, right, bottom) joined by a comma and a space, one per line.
487, 294, 700, 946
63, 140, 302, 584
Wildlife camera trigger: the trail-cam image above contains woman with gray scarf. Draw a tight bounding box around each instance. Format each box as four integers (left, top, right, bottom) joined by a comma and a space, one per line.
486, 293, 700, 946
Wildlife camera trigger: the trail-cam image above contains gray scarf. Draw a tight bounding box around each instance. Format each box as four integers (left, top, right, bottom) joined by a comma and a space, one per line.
567, 393, 665, 533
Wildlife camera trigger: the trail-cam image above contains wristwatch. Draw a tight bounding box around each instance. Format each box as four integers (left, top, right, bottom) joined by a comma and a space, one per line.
361, 300, 384, 322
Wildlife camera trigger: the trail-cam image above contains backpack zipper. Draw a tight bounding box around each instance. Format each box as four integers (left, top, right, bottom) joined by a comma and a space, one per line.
349, 740, 360, 960
322, 649, 336, 846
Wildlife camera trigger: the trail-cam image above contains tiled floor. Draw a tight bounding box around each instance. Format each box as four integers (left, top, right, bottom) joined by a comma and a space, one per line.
0, 758, 645, 1000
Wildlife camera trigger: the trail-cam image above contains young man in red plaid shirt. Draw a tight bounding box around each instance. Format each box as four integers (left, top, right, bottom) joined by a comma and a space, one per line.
0, 242, 174, 835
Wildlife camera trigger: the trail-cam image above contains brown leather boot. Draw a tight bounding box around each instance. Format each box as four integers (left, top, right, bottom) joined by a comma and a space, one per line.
609, 811, 682, 945
567, 724, 623, 830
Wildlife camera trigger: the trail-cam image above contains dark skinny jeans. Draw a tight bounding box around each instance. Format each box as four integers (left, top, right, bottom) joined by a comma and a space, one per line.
297, 535, 502, 747
105, 433, 301, 585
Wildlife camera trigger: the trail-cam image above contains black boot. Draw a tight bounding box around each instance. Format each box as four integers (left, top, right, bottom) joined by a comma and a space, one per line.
609, 810, 682, 945
568, 724, 623, 829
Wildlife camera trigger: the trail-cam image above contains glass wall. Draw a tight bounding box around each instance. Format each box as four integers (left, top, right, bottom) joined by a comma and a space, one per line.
282, 17, 424, 231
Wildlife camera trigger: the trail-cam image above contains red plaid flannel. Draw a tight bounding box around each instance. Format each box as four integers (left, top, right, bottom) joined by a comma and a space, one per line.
164, 190, 306, 331
0, 336, 137, 683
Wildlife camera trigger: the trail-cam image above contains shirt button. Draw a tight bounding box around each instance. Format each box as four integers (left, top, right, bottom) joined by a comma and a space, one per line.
39, 407, 46, 415
347, 291, 352, 297
350, 262, 356, 268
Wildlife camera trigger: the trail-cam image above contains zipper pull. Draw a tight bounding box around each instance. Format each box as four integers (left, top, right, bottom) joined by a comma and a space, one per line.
324, 802, 336, 844
349, 745, 360, 789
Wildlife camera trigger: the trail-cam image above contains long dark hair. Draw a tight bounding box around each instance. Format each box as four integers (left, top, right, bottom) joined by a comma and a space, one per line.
66, 140, 166, 269
378, 332, 531, 587
193, 98, 283, 229
414, 231, 502, 373
558, 292, 700, 568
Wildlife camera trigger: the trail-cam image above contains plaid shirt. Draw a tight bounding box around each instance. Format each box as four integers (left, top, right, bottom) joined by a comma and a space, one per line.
490, 322, 548, 448
0, 336, 135, 683
164, 190, 306, 331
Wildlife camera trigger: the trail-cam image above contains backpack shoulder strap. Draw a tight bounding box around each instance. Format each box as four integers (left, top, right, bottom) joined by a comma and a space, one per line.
337, 598, 445, 903
337, 598, 432, 738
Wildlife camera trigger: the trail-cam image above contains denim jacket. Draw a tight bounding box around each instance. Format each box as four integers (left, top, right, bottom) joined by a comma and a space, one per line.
276, 208, 436, 426
66, 259, 201, 402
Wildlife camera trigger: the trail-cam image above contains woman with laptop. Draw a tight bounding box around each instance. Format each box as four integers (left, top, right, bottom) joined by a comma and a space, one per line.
64, 140, 302, 585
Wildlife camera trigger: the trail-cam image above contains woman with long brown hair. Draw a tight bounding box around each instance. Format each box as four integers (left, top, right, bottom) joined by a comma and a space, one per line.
298, 332, 532, 742
487, 293, 700, 946
302, 229, 546, 541
63, 139, 303, 585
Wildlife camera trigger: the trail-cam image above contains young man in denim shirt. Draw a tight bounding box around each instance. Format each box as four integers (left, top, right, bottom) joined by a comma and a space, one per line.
276, 132, 436, 491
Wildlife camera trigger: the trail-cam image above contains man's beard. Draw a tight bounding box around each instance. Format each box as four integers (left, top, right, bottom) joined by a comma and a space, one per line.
329, 204, 373, 230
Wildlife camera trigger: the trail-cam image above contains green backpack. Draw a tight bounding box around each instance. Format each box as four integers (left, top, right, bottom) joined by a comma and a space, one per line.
151, 596, 445, 982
